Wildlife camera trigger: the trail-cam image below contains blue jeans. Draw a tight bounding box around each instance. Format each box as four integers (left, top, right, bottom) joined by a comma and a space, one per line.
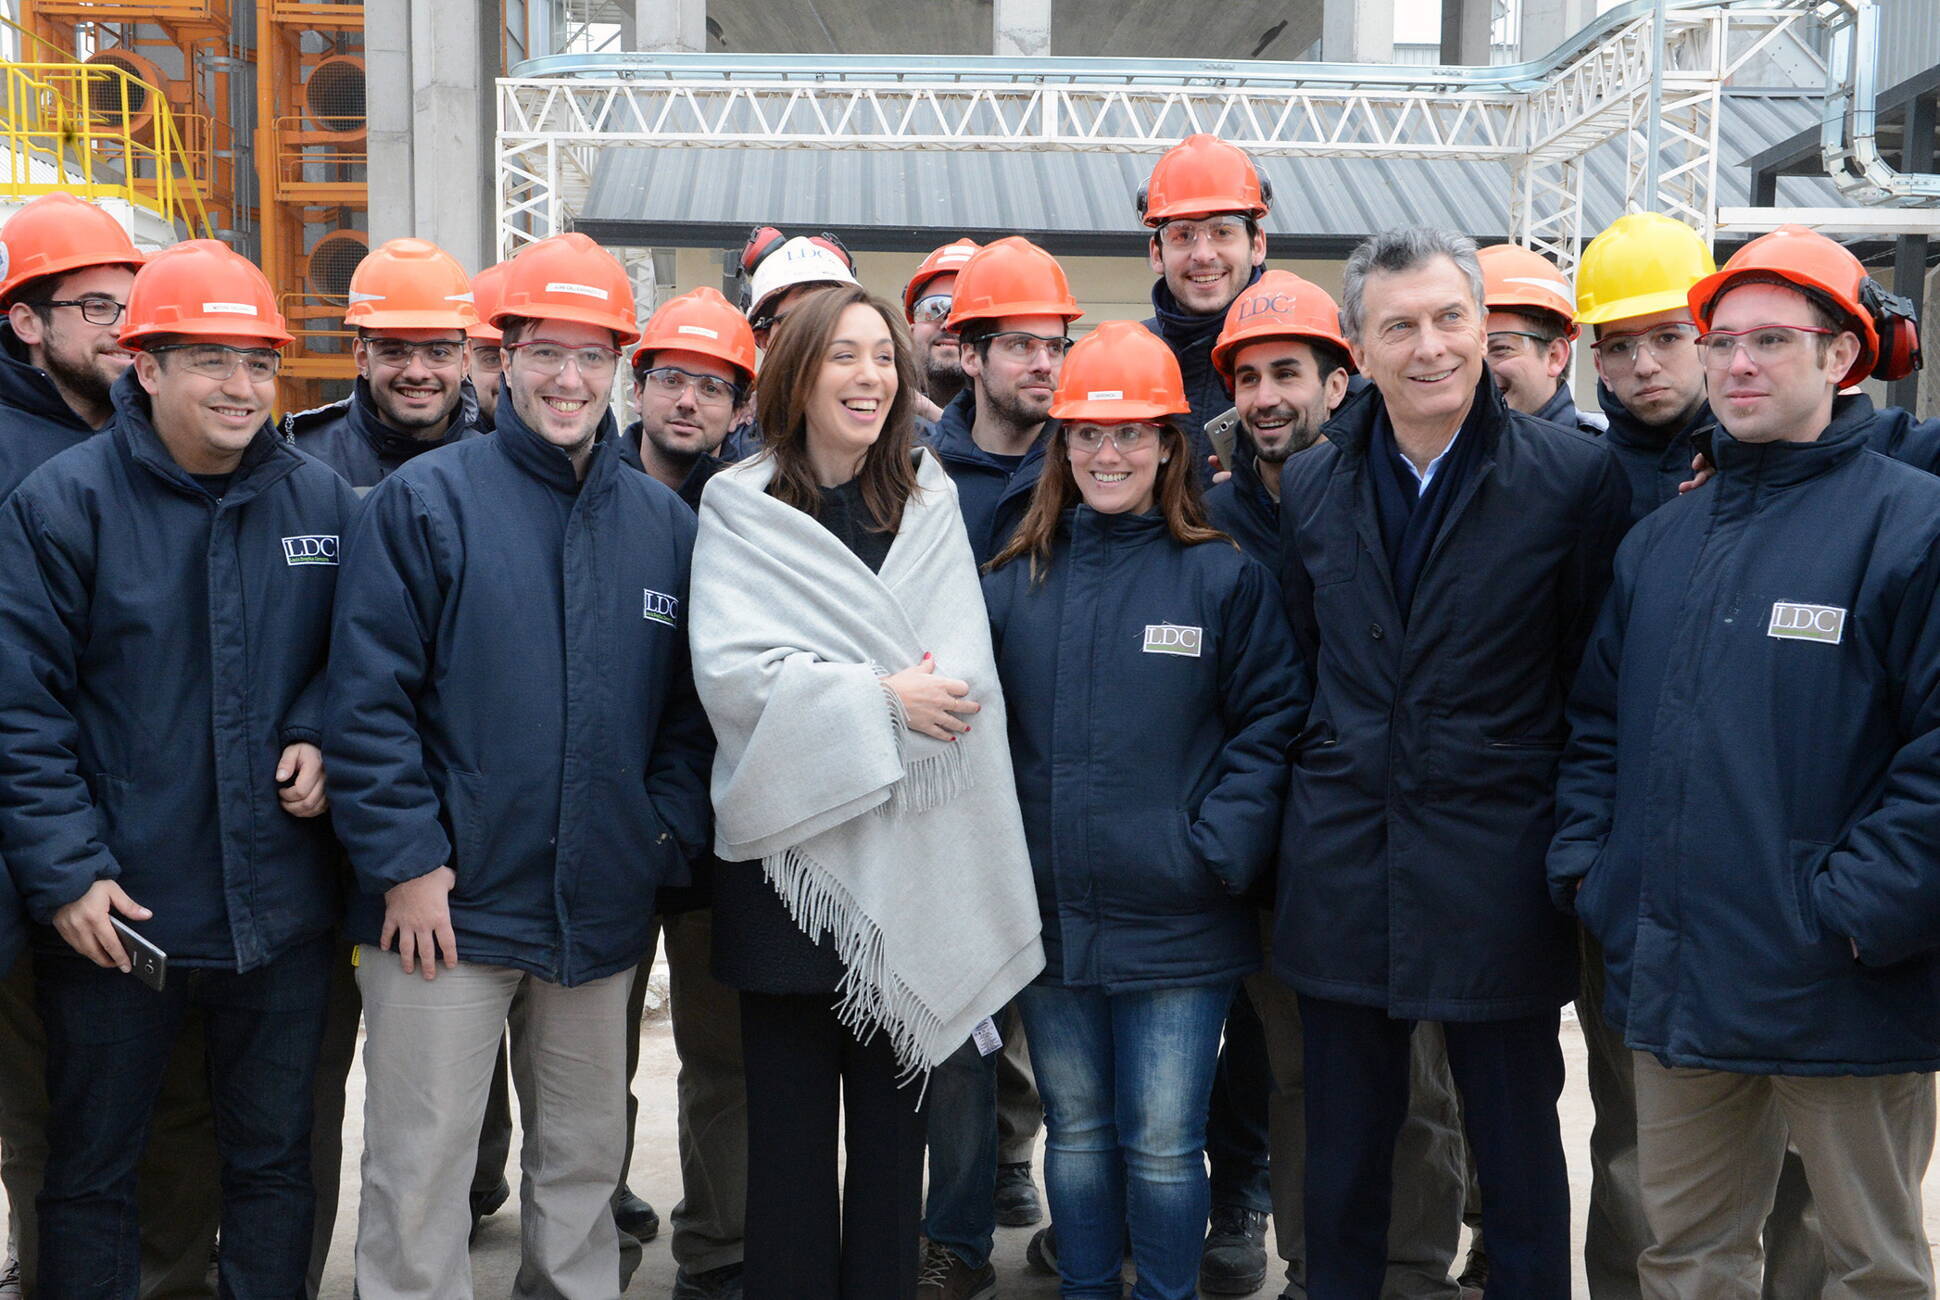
1018, 981, 1235, 1300
922, 1035, 999, 1269
36, 934, 332, 1300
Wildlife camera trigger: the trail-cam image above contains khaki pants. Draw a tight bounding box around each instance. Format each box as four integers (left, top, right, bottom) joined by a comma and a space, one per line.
354, 955, 633, 1300
1577, 936, 1826, 1300
1248, 927, 1467, 1299
0, 951, 221, 1299
1634, 1053, 1935, 1300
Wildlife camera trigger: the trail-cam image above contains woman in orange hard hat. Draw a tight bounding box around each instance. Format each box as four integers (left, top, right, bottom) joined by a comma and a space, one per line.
982, 320, 1303, 1300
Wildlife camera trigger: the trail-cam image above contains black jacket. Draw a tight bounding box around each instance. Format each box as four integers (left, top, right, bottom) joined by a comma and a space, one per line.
1533, 382, 1608, 436
1272, 375, 1630, 1019
0, 369, 357, 970
1204, 447, 1278, 567
1850, 392, 1940, 475
1144, 266, 1264, 488
925, 389, 1048, 567
283, 377, 488, 493
1598, 383, 1713, 527
984, 509, 1302, 991
0, 320, 99, 501
325, 392, 714, 985
1552, 396, 1940, 1074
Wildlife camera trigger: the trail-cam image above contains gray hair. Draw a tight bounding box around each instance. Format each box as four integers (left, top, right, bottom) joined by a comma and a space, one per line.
1338, 226, 1486, 344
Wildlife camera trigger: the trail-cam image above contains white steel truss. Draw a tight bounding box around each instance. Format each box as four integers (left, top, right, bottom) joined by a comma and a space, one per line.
496, 0, 1848, 270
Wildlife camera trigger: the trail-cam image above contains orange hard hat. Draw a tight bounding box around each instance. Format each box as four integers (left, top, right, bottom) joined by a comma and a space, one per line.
467, 261, 509, 343
344, 238, 479, 332
1478, 244, 1578, 340
119, 239, 292, 350
1137, 134, 1272, 227
1212, 270, 1355, 385
903, 239, 981, 321
631, 286, 757, 386
1688, 224, 1918, 387
1050, 320, 1191, 422
491, 232, 640, 345
0, 192, 145, 307
945, 237, 1082, 333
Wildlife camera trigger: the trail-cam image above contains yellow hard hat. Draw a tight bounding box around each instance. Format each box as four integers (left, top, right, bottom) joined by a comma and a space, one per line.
1575, 212, 1716, 327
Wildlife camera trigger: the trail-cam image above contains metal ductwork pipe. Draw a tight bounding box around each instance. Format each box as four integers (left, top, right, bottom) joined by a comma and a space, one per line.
304, 55, 367, 136
82, 50, 163, 141
1822, 0, 1940, 204
307, 229, 369, 299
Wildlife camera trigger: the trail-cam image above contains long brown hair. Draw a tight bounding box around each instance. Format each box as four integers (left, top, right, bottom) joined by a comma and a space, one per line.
988, 418, 1230, 580
755, 284, 920, 532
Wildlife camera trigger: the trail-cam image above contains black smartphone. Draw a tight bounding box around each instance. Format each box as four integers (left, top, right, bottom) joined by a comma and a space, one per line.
109, 917, 167, 992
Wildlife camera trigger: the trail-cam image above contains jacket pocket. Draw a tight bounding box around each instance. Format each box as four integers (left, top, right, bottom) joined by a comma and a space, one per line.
1785, 839, 1852, 970
438, 768, 486, 882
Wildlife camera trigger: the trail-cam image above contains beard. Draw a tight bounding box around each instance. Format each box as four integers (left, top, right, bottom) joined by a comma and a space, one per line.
1249, 405, 1326, 464
42, 344, 119, 413
923, 354, 966, 399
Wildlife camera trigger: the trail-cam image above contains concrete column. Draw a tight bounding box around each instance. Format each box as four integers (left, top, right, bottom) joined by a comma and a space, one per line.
994, 0, 1053, 57
1440, 0, 1492, 65
1520, 0, 1596, 58
638, 0, 706, 53
1321, 0, 1394, 64
366, 0, 497, 271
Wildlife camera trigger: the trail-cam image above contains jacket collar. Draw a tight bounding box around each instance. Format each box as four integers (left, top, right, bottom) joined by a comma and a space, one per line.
348, 376, 482, 463
618, 418, 723, 507
492, 384, 619, 494
0, 319, 95, 432
1065, 502, 1171, 548
1534, 382, 1579, 430
1598, 379, 1711, 455
1147, 264, 1264, 350
929, 387, 1051, 474
1323, 367, 1509, 465
1708, 393, 1873, 492
106, 367, 296, 505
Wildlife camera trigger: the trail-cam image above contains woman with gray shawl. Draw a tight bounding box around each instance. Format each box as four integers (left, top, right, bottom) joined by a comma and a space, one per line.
689, 284, 1044, 1299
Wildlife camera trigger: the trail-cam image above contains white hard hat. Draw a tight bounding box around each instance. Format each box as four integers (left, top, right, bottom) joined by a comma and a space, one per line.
746, 236, 859, 324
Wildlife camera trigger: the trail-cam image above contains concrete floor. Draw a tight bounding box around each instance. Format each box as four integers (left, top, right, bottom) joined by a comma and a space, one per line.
13, 973, 1940, 1298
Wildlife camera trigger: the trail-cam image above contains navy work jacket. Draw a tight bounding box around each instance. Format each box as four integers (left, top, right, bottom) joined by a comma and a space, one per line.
0, 321, 99, 501
325, 393, 714, 986
283, 377, 487, 494
1551, 397, 1940, 1076
926, 389, 1049, 567
0, 369, 356, 970
983, 508, 1303, 992
1205, 449, 1278, 567
1272, 375, 1630, 1019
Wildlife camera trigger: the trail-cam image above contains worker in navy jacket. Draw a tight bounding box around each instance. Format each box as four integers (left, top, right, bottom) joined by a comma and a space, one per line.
283, 238, 489, 494
0, 240, 354, 1297
984, 321, 1301, 1300
1273, 228, 1629, 1299
1550, 227, 1940, 1298
326, 233, 712, 1298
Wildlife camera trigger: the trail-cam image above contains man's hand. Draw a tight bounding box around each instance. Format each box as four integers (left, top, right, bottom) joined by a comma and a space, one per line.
1677, 451, 1715, 495
52, 879, 151, 971
381, 866, 459, 979
1207, 453, 1232, 486
913, 393, 944, 425
276, 742, 328, 818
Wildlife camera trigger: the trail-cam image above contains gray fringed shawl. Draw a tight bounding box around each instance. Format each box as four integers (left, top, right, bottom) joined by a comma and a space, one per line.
689, 447, 1044, 1073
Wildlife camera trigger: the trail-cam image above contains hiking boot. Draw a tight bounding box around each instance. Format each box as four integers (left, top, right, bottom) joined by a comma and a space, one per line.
1025, 1224, 1059, 1275
612, 1185, 660, 1242
917, 1240, 996, 1300
1199, 1205, 1269, 1295
994, 1161, 1044, 1227
672, 1262, 744, 1300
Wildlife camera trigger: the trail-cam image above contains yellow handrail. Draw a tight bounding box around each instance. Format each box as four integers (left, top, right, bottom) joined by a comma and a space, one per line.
0, 56, 215, 238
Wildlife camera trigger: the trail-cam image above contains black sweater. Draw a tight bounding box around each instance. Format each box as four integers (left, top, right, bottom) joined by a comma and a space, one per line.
711, 478, 894, 993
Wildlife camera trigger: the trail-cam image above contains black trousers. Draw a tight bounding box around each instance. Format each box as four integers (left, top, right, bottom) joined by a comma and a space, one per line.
740, 991, 927, 1299
1299, 995, 1570, 1300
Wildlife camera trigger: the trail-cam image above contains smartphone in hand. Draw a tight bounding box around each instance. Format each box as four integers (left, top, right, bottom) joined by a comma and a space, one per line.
109, 916, 167, 992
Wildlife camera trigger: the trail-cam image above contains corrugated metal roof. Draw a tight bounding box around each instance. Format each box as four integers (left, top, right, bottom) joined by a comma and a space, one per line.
576, 92, 1839, 252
